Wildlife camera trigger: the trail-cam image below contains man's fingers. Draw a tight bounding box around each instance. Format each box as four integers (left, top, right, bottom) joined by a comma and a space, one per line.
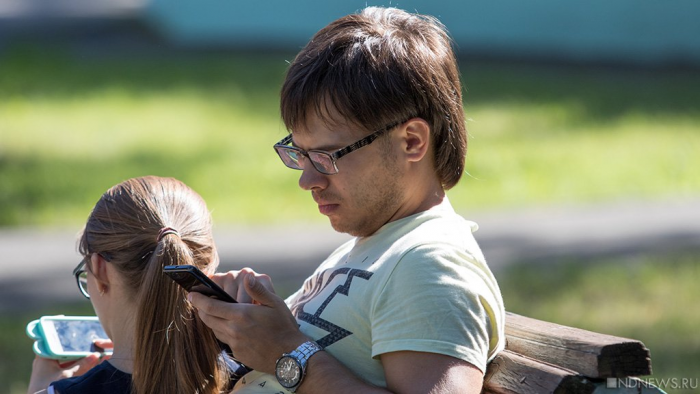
189, 291, 240, 320
211, 269, 254, 303
252, 272, 275, 295
189, 292, 247, 348
244, 275, 280, 307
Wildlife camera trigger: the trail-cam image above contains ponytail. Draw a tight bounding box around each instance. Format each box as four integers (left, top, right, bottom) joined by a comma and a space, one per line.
132, 231, 228, 394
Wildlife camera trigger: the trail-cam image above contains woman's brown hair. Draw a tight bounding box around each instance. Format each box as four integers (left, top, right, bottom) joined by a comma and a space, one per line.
79, 176, 229, 394
280, 6, 467, 189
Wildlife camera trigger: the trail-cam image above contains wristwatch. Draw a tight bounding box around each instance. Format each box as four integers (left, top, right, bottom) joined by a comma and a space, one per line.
275, 341, 323, 392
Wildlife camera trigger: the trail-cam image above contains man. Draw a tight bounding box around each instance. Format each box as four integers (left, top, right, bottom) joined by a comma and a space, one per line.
191, 6, 505, 393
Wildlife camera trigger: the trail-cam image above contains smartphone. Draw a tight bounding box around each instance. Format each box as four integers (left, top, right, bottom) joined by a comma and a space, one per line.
27, 316, 112, 360
163, 265, 237, 303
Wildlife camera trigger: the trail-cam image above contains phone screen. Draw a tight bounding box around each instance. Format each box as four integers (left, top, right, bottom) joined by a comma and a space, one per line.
54, 320, 107, 352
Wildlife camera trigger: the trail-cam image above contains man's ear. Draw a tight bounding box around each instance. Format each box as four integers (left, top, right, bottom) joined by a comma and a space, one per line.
400, 118, 431, 163
90, 253, 110, 291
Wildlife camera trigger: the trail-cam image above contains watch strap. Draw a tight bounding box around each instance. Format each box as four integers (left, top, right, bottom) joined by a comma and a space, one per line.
289, 341, 323, 371
280, 341, 323, 392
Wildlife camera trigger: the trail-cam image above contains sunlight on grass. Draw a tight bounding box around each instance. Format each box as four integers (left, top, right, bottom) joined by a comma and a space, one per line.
1, 89, 276, 156
1, 46, 699, 227
451, 106, 700, 210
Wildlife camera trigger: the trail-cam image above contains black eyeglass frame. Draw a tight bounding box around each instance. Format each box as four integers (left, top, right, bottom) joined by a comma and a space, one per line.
273, 119, 407, 175
73, 252, 112, 299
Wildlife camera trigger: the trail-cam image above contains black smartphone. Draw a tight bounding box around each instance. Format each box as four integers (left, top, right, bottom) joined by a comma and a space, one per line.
163, 265, 237, 303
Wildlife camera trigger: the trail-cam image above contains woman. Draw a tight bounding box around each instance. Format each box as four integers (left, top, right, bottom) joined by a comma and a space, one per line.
27, 176, 231, 393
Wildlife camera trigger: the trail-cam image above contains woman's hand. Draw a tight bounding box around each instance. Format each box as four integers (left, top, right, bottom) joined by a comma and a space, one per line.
26, 338, 112, 394
26, 353, 102, 394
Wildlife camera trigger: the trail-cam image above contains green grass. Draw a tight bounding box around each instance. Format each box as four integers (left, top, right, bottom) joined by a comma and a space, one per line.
1, 44, 699, 227
498, 253, 700, 393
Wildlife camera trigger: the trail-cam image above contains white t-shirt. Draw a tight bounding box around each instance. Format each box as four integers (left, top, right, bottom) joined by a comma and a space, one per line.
234, 199, 505, 392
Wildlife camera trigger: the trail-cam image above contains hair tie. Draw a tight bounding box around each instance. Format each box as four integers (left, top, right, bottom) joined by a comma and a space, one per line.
157, 227, 180, 242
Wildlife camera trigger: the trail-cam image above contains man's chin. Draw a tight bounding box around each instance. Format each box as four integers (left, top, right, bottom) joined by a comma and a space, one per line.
329, 218, 349, 234
329, 218, 357, 236
329, 219, 377, 238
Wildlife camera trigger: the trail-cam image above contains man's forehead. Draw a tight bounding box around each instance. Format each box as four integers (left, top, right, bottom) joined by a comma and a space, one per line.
293, 108, 364, 136
291, 117, 365, 152
290, 121, 345, 150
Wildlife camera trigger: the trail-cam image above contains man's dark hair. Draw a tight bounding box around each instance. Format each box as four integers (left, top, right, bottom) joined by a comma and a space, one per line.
280, 6, 467, 189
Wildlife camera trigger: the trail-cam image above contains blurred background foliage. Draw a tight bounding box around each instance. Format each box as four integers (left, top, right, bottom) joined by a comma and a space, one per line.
2, 44, 699, 228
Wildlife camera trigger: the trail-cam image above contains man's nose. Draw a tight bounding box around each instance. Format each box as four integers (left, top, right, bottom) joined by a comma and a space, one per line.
298, 165, 329, 191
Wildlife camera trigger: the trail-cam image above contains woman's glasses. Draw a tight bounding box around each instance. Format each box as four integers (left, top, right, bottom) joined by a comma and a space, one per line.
72, 252, 112, 299
72, 257, 90, 299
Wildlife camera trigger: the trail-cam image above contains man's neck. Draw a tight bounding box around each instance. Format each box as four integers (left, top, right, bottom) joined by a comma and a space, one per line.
387, 175, 446, 225
358, 187, 445, 239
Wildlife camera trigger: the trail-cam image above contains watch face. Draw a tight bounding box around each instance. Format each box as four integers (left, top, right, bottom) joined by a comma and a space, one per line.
275, 355, 301, 388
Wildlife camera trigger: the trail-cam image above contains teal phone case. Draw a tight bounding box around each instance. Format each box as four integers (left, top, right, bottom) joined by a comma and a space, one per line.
26, 315, 110, 360
26, 315, 63, 359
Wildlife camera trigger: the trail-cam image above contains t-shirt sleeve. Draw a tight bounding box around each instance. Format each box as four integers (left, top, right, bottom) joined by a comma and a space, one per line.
370, 243, 504, 373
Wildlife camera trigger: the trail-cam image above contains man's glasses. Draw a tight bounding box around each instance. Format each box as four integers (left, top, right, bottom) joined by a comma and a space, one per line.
273, 119, 406, 175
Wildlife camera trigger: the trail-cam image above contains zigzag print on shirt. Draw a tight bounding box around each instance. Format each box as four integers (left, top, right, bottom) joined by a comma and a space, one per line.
291, 267, 373, 348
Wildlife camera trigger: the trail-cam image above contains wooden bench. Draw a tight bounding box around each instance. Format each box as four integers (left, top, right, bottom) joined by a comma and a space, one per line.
482, 312, 662, 393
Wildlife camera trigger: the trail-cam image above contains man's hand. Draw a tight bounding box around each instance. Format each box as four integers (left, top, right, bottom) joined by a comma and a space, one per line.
209, 267, 275, 304
190, 272, 308, 373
